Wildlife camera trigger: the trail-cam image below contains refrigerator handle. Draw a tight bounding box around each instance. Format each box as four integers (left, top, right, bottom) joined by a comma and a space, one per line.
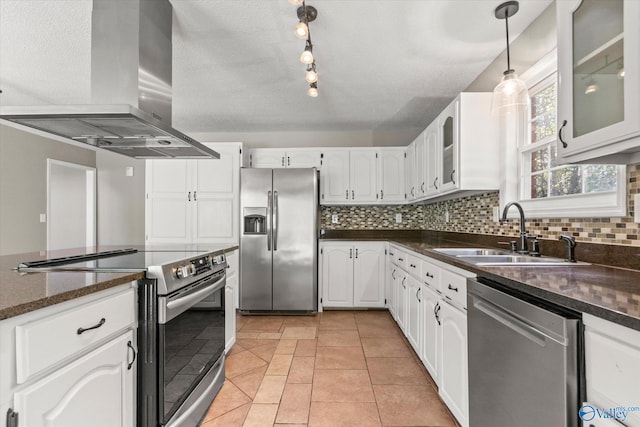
273, 191, 279, 251
267, 191, 272, 251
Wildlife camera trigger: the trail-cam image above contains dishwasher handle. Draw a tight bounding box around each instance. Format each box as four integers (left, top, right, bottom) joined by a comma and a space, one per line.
471, 295, 547, 347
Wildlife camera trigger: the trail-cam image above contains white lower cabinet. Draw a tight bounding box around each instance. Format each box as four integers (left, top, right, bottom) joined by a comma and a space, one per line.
583, 313, 640, 427
320, 241, 386, 308
396, 270, 408, 333
0, 285, 137, 427
406, 275, 422, 353
13, 330, 134, 427
225, 249, 238, 352
438, 300, 468, 427
420, 284, 440, 383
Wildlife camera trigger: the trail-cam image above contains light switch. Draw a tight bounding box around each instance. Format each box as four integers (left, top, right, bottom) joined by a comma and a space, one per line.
126, 166, 134, 177
395, 213, 402, 223
635, 194, 640, 223
493, 207, 500, 222
331, 214, 339, 224
39, 213, 46, 223
445, 210, 450, 223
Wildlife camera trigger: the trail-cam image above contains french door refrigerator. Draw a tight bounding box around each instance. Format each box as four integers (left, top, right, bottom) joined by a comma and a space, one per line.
240, 168, 318, 312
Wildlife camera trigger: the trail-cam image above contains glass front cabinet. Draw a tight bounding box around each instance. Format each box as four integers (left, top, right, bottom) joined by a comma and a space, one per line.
557, 0, 640, 163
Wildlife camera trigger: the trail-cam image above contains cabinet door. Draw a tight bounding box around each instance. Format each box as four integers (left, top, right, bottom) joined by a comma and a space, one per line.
321, 244, 354, 307
250, 149, 287, 168
415, 132, 427, 198
146, 159, 191, 243
13, 330, 135, 427
439, 301, 468, 427
557, 0, 640, 160
353, 243, 385, 308
192, 144, 240, 243
425, 123, 440, 195
421, 286, 440, 384
396, 270, 408, 332
439, 100, 459, 193
405, 142, 416, 201
320, 150, 351, 204
379, 148, 406, 202
349, 149, 378, 202
406, 275, 422, 353
225, 280, 236, 352
387, 259, 396, 318
286, 149, 321, 168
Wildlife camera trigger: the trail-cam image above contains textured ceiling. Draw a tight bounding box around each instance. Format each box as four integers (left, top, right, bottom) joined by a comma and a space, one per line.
0, 0, 553, 135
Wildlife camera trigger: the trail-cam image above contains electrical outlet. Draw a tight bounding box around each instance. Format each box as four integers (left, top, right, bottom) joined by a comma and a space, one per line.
635, 194, 640, 223
445, 210, 450, 223
493, 207, 500, 222
331, 214, 339, 224
395, 213, 402, 223
39, 213, 46, 223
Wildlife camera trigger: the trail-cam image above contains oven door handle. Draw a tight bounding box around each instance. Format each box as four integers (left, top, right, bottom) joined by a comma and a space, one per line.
159, 272, 226, 324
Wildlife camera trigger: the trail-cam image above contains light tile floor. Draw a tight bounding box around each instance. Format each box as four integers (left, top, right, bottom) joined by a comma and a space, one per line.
200, 310, 457, 427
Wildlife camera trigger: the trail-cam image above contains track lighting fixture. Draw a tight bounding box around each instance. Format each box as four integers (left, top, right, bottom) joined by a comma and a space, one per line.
492, 1, 529, 114
300, 41, 314, 64
290, 0, 320, 96
308, 82, 318, 97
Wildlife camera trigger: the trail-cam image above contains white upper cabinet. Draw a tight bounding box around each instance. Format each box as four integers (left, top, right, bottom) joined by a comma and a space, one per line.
378, 148, 406, 203
425, 123, 440, 196
557, 0, 640, 164
320, 148, 405, 205
415, 131, 428, 198
146, 143, 242, 244
405, 141, 417, 202
350, 149, 378, 203
248, 148, 321, 168
320, 149, 351, 203
439, 101, 458, 194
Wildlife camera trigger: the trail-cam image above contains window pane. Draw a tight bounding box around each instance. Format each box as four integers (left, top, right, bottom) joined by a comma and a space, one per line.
585, 165, 617, 193
530, 148, 548, 173
550, 166, 582, 196
530, 84, 557, 144
531, 172, 549, 199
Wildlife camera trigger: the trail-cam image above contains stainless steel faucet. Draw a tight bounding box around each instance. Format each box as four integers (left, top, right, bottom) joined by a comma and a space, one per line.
500, 202, 528, 254
558, 235, 577, 262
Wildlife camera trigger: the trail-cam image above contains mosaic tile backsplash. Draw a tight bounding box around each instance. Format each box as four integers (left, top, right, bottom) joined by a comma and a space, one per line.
320, 163, 640, 247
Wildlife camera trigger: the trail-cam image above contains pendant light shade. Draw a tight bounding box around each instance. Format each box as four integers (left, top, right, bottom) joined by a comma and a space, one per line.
294, 21, 309, 39
492, 1, 529, 114
308, 83, 318, 97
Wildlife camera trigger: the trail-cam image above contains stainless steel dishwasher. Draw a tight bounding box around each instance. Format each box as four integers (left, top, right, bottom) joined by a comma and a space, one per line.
467, 278, 581, 427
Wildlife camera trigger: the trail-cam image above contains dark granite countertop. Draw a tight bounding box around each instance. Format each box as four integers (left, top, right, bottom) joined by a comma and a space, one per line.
389, 241, 640, 331
0, 244, 239, 321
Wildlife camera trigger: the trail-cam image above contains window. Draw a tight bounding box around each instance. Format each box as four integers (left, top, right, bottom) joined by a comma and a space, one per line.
512, 50, 626, 218
522, 75, 618, 201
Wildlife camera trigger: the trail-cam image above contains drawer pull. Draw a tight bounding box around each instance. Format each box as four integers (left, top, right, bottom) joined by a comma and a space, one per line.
409, 263, 416, 268
77, 318, 106, 335
398, 257, 404, 262
448, 284, 459, 292
127, 340, 137, 370
425, 272, 434, 279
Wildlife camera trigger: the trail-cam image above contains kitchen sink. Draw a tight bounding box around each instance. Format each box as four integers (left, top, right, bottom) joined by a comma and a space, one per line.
454, 254, 589, 266
433, 248, 512, 256
433, 248, 589, 266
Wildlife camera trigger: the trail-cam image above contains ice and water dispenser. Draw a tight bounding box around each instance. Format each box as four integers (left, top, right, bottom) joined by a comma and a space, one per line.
243, 208, 267, 234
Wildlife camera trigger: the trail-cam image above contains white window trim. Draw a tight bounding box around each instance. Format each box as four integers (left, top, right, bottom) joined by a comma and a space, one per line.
508, 49, 627, 219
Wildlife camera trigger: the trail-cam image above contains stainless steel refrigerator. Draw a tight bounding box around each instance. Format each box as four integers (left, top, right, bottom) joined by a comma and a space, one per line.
240, 168, 318, 312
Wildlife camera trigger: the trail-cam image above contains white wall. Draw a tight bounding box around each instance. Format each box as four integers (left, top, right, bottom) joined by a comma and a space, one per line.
0, 124, 96, 255
96, 150, 146, 246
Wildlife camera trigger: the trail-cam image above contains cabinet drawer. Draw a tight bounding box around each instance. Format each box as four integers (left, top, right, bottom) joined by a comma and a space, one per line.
420, 259, 441, 292
16, 288, 136, 383
406, 254, 421, 279
440, 269, 466, 309
395, 250, 408, 271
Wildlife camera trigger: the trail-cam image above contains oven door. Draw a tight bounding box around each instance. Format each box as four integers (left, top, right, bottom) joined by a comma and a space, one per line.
158, 269, 226, 426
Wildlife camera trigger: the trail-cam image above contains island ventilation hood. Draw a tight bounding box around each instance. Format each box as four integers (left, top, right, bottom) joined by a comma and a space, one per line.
0, 0, 219, 159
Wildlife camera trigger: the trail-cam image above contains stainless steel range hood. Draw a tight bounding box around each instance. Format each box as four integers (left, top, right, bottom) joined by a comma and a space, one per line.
0, 0, 219, 159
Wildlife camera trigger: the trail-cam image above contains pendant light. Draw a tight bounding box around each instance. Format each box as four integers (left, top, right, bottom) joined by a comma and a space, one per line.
492, 1, 529, 114
305, 64, 318, 83
308, 82, 318, 97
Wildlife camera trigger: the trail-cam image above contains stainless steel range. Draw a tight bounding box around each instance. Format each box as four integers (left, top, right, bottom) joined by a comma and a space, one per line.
17, 247, 228, 427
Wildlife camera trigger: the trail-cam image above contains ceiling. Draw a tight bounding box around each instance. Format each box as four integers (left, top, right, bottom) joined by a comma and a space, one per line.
0, 0, 553, 137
